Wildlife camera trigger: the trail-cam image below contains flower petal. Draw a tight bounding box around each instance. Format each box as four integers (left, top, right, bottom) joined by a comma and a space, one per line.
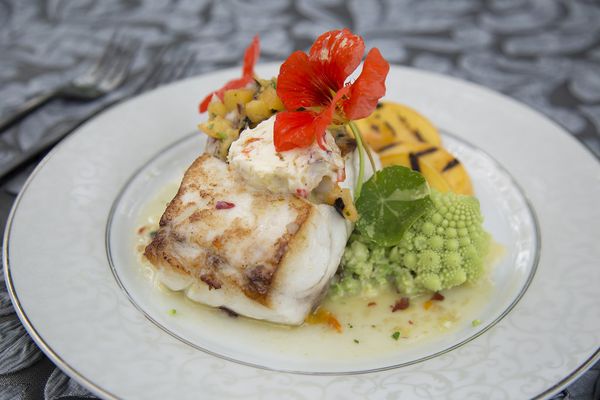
199, 36, 260, 113
274, 86, 350, 152
343, 47, 390, 120
242, 35, 260, 79
316, 85, 351, 148
277, 29, 367, 113
274, 111, 323, 151
199, 92, 215, 113
276, 51, 330, 110
199, 76, 253, 113
309, 29, 365, 90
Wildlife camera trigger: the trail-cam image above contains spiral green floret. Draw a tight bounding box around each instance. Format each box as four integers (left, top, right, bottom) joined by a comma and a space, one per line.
331, 190, 491, 297
398, 190, 491, 290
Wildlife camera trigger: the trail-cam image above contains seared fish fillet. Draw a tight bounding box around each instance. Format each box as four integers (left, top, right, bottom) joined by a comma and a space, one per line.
144, 154, 351, 325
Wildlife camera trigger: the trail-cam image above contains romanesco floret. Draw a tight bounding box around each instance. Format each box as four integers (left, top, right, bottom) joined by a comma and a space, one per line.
330, 190, 491, 297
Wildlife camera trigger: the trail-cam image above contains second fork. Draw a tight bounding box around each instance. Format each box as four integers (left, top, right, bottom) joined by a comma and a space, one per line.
0, 33, 138, 133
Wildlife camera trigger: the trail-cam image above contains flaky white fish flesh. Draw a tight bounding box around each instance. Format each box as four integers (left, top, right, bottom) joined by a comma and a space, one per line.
144, 154, 353, 325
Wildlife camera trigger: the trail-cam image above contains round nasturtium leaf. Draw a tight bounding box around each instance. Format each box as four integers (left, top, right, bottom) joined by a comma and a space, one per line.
356, 166, 433, 247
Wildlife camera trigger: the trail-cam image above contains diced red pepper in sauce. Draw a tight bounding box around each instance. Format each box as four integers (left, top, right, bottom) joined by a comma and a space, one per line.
215, 201, 235, 209
431, 292, 445, 301
296, 188, 308, 198
391, 297, 410, 312
305, 308, 343, 333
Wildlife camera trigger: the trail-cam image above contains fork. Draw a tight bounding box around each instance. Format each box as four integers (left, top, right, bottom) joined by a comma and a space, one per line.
0, 46, 196, 183
137, 47, 196, 93
0, 33, 138, 133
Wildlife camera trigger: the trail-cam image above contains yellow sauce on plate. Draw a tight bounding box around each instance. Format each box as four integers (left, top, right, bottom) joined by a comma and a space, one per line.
134, 182, 503, 360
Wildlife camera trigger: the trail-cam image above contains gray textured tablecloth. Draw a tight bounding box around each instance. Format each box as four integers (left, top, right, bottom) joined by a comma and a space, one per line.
0, 1, 599, 399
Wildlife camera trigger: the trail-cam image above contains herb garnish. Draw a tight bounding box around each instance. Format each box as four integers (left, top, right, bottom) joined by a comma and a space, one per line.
356, 166, 433, 246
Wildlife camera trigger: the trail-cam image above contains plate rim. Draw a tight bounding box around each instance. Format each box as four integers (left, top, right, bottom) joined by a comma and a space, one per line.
3, 63, 600, 399
3, 153, 119, 400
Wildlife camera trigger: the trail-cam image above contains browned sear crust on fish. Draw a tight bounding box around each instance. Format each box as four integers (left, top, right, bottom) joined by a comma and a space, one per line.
144, 154, 314, 304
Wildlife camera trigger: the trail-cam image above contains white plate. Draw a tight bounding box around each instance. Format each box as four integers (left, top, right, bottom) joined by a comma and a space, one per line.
4, 64, 600, 399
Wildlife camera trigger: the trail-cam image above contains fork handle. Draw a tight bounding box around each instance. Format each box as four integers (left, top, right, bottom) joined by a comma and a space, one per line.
0, 90, 58, 132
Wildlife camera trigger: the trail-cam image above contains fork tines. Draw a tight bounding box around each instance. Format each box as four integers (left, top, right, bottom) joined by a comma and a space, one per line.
75, 33, 139, 90
138, 47, 197, 93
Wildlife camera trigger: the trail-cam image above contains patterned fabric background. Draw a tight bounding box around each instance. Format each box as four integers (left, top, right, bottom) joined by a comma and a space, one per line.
0, 0, 598, 399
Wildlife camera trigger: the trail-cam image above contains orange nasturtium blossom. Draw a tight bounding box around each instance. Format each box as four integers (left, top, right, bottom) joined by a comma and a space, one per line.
199, 35, 260, 113
274, 29, 390, 152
